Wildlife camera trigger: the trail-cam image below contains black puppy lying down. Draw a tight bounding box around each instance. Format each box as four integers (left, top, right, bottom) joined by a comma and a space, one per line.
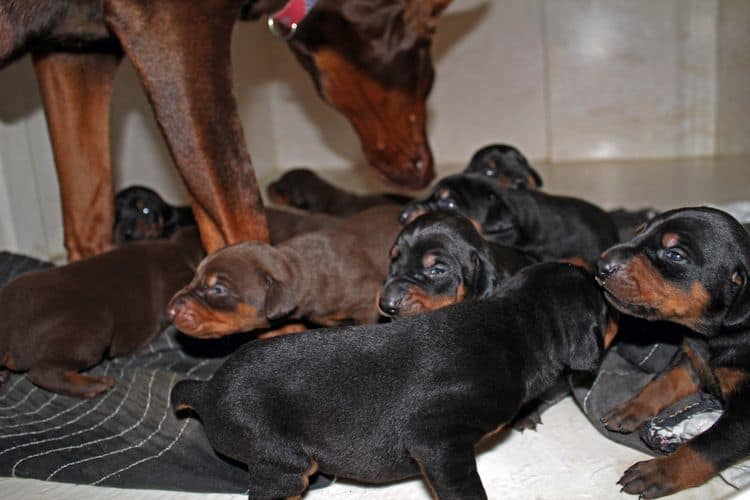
401, 173, 619, 266
378, 211, 535, 318
114, 185, 337, 245
172, 263, 617, 499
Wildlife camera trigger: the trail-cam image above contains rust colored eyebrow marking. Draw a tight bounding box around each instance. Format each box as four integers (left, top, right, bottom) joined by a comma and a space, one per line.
661, 232, 680, 248
422, 253, 437, 268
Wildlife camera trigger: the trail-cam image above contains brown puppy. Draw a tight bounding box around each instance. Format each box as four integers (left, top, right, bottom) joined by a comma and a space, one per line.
168, 205, 402, 338
0, 228, 204, 398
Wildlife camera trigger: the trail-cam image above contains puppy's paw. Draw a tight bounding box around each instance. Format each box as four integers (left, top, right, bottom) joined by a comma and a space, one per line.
601, 400, 652, 433
81, 375, 116, 399
618, 458, 681, 499
511, 410, 542, 432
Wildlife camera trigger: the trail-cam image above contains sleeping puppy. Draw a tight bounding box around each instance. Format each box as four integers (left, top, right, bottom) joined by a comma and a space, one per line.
463, 143, 543, 189
0, 228, 204, 398
596, 207, 750, 498
172, 263, 618, 499
400, 173, 619, 266
167, 205, 402, 338
265, 144, 542, 217
267, 168, 412, 217
115, 185, 338, 245
378, 211, 535, 318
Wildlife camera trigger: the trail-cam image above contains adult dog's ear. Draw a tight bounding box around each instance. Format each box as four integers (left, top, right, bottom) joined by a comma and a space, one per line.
469, 249, 498, 299
264, 276, 297, 322
405, 0, 453, 39
723, 267, 750, 332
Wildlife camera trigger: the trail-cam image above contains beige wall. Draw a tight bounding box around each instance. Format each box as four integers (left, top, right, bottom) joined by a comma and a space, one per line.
716, 0, 750, 156
0, 0, 746, 259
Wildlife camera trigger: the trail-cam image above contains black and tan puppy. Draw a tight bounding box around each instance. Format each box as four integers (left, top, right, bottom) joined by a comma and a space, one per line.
172, 263, 617, 499
115, 185, 196, 244
378, 211, 535, 318
167, 205, 402, 338
463, 143, 543, 189
115, 185, 338, 245
401, 173, 619, 266
595, 207, 750, 498
0, 228, 204, 398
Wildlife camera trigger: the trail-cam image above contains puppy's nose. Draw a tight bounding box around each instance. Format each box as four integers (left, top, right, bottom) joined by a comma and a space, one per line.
596, 259, 620, 280
167, 296, 186, 321
378, 294, 401, 317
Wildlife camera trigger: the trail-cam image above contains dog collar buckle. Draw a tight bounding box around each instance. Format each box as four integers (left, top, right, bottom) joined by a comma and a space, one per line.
267, 17, 297, 41
267, 0, 317, 41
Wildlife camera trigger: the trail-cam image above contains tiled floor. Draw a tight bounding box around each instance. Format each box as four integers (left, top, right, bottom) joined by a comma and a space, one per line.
2, 156, 748, 499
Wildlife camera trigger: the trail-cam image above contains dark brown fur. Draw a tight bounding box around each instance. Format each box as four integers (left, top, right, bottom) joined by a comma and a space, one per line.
0, 228, 205, 398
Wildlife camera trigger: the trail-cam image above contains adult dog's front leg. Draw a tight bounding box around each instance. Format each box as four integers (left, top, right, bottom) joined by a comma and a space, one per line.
33, 51, 122, 261
103, 0, 269, 253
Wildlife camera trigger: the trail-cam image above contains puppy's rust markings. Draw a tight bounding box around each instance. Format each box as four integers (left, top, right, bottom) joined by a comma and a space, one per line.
619, 446, 717, 497
256, 323, 307, 340
603, 364, 700, 433
603, 313, 619, 349
560, 257, 592, 271
715, 367, 748, 397
399, 284, 468, 316
174, 301, 264, 338
661, 232, 680, 248
611, 255, 711, 329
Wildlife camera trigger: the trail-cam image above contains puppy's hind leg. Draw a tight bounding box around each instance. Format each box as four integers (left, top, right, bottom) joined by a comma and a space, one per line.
410, 446, 487, 500
28, 364, 114, 398
244, 457, 318, 500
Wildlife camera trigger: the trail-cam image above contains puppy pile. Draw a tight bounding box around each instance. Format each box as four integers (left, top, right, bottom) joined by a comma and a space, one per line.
1, 143, 748, 499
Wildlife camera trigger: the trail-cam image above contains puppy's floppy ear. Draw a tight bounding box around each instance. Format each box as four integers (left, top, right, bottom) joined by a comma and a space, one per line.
527, 166, 543, 189
723, 266, 750, 331
469, 249, 498, 299
567, 320, 604, 372
264, 276, 297, 321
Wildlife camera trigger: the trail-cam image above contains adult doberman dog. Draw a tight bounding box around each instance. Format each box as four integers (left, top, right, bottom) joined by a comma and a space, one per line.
0, 0, 448, 260
596, 207, 750, 498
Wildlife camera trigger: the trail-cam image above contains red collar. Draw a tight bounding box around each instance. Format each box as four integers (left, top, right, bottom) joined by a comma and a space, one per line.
270, 0, 318, 33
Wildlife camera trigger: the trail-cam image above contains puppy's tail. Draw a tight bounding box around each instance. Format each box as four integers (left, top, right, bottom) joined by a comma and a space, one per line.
171, 379, 205, 414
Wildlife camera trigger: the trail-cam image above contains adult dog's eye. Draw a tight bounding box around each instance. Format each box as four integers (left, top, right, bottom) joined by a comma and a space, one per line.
665, 249, 686, 263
